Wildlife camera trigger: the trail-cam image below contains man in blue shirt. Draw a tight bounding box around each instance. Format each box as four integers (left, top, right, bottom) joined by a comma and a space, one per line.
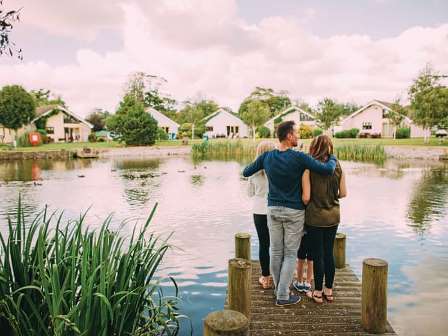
243, 121, 337, 306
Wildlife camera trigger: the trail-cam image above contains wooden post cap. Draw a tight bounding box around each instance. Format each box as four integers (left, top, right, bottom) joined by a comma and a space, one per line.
363, 258, 388, 268
235, 233, 251, 239
204, 310, 249, 336
335, 233, 346, 239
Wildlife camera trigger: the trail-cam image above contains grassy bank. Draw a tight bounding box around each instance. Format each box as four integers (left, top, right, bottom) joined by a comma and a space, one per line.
0, 199, 184, 335
192, 140, 387, 163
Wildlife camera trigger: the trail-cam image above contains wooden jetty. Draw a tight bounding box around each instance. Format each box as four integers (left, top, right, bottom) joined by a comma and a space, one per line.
249, 262, 396, 335
204, 233, 398, 336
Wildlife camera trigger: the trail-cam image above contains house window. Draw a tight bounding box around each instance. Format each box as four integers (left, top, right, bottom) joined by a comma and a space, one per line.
300, 112, 313, 121
362, 122, 372, 130
206, 126, 214, 132
382, 109, 389, 119
46, 127, 55, 134
235, 126, 239, 134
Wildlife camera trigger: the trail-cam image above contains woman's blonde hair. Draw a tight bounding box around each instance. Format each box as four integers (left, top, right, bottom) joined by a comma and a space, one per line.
256, 140, 276, 158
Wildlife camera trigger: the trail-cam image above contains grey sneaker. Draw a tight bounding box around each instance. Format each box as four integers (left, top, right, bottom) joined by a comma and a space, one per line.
276, 294, 302, 307
293, 281, 304, 292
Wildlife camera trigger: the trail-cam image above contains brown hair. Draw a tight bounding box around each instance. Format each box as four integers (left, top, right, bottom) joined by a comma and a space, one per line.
277, 120, 295, 142
309, 135, 334, 162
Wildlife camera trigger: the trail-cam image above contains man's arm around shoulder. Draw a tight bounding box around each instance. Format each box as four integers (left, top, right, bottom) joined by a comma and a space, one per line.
243, 152, 266, 177
297, 152, 337, 175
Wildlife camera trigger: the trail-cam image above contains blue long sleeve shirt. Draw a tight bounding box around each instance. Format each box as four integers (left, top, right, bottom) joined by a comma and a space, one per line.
243, 149, 337, 210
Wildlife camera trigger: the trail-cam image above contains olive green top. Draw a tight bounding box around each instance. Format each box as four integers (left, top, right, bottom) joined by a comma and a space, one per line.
305, 160, 342, 227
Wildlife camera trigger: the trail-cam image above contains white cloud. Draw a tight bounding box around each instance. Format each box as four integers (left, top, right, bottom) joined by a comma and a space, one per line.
1, 0, 447, 115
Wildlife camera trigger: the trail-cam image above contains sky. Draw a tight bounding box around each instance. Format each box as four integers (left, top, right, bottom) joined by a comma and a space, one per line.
0, 0, 447, 116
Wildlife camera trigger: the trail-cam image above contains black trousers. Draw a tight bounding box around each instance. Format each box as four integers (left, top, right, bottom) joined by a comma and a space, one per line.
253, 214, 270, 276
307, 225, 338, 291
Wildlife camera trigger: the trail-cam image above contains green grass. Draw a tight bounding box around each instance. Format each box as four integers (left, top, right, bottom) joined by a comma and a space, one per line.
192, 140, 388, 163
0, 198, 184, 336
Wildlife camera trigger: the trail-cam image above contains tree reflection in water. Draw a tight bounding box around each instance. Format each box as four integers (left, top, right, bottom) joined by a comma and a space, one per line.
116, 159, 161, 208
407, 167, 448, 234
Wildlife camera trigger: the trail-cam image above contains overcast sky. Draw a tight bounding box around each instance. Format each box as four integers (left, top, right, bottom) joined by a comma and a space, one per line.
1, 0, 447, 116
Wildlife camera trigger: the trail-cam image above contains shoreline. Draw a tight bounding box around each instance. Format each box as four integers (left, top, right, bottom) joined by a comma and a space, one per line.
0, 144, 446, 161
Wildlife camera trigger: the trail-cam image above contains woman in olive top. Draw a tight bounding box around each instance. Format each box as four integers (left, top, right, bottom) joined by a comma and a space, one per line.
302, 135, 347, 303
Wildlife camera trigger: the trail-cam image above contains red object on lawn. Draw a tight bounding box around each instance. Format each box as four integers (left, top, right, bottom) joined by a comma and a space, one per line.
28, 132, 42, 146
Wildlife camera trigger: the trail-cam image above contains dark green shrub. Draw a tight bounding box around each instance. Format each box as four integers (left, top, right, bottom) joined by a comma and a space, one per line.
396, 127, 410, 139
335, 128, 359, 138
37, 129, 50, 144
312, 128, 323, 137
256, 126, 271, 138
88, 133, 97, 142
157, 128, 169, 140
17, 132, 43, 147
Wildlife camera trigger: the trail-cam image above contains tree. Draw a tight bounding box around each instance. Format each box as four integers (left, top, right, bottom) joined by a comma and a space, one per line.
389, 100, 407, 139
0, 85, 35, 138
239, 87, 291, 119
86, 109, 110, 132
409, 65, 448, 142
0, 0, 22, 59
314, 98, 345, 131
30, 89, 66, 107
106, 94, 158, 145
240, 100, 270, 140
176, 99, 219, 138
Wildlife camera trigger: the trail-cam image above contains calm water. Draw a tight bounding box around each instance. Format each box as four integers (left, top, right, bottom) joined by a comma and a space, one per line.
0, 157, 447, 336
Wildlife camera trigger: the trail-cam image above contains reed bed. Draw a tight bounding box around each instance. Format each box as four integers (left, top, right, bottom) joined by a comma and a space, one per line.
0, 198, 184, 336
192, 140, 386, 163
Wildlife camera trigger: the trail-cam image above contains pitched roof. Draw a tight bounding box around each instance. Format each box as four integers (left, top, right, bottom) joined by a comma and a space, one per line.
32, 105, 93, 128
202, 108, 245, 124
340, 100, 414, 125
265, 105, 316, 125
146, 107, 179, 127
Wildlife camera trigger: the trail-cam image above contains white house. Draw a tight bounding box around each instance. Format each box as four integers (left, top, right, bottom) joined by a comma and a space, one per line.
0, 124, 30, 144
264, 105, 317, 136
146, 107, 179, 140
203, 109, 249, 138
336, 100, 426, 138
32, 105, 93, 142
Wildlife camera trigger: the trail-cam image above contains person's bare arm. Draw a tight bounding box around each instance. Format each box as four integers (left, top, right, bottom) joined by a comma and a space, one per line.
339, 171, 347, 198
302, 169, 311, 205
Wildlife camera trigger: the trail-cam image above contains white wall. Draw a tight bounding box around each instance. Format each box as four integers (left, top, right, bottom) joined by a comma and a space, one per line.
265, 110, 317, 135
44, 112, 91, 142
147, 108, 179, 137
342, 104, 384, 134
205, 111, 249, 138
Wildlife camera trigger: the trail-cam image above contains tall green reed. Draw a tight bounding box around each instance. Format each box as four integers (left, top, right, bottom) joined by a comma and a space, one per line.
192, 140, 386, 163
0, 197, 185, 336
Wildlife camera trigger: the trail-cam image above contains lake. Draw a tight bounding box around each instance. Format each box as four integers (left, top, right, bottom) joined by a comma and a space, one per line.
0, 156, 447, 336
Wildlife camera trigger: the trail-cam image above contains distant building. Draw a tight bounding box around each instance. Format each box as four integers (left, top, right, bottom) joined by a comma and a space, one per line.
0, 124, 30, 144
32, 105, 93, 142
335, 100, 426, 138
146, 107, 179, 140
203, 108, 249, 138
264, 105, 317, 136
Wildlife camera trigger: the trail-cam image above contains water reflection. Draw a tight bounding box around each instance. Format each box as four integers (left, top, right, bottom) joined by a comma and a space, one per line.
0, 158, 447, 336
407, 168, 448, 233
0, 159, 93, 181
389, 254, 448, 336
115, 159, 162, 208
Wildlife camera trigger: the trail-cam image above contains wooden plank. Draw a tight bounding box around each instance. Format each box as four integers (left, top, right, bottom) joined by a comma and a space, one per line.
245, 261, 396, 335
